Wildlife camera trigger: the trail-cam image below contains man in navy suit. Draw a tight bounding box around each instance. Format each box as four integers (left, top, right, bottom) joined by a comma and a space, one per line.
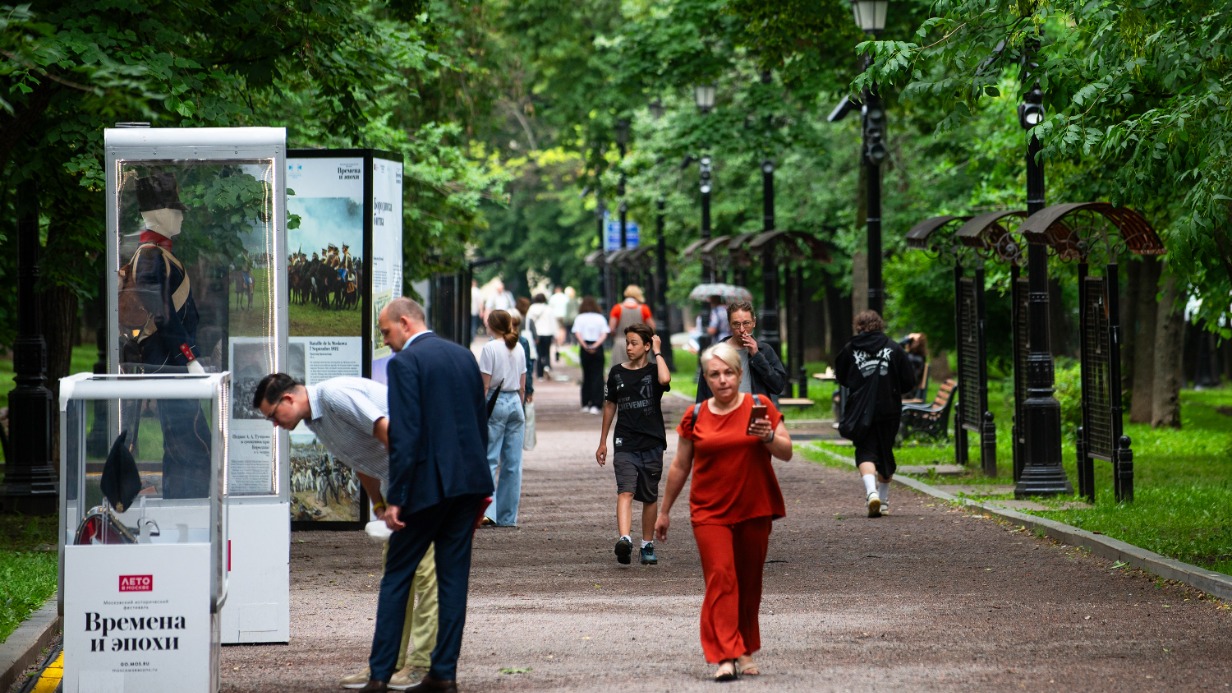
361, 297, 494, 693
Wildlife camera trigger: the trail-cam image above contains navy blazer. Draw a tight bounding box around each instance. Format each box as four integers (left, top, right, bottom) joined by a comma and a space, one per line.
386, 332, 494, 514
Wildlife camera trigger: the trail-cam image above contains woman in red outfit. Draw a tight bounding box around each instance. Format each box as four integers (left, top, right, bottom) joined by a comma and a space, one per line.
655, 341, 793, 681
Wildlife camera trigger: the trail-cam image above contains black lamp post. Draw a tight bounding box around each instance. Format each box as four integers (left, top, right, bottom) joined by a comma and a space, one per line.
1015, 37, 1072, 498
850, 0, 888, 314
695, 83, 716, 283
615, 118, 631, 291
757, 72, 783, 361
648, 100, 675, 371
0, 180, 57, 514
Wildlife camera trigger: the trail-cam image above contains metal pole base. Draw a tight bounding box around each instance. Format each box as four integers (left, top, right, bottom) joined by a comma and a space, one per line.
0, 474, 58, 515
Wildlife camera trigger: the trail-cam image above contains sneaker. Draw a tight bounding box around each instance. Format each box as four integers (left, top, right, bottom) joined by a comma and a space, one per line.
389, 666, 429, 690
581, 406, 591, 413
867, 491, 882, 518
614, 537, 633, 564
589, 406, 602, 415
640, 543, 658, 565
340, 667, 370, 689
880, 504, 890, 516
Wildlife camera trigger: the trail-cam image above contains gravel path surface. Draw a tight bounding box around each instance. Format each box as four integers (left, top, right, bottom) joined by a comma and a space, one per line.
219, 360, 1232, 692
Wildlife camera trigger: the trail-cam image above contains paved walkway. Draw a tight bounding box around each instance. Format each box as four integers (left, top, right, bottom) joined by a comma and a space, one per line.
9, 351, 1232, 692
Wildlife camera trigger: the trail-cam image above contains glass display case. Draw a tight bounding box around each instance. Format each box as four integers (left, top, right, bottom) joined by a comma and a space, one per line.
58, 372, 229, 693
105, 126, 290, 644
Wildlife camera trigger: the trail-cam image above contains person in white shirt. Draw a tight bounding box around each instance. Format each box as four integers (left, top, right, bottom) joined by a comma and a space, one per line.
525, 293, 559, 380
548, 287, 570, 352
572, 295, 611, 414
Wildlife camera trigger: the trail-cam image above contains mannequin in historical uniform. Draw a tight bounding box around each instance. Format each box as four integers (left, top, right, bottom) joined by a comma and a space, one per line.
124, 172, 212, 499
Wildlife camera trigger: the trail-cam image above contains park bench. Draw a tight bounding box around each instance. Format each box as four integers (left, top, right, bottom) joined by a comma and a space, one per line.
898, 378, 956, 443
778, 397, 815, 409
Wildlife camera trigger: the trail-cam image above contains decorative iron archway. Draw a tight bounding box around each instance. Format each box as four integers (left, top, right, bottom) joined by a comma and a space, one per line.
745, 230, 833, 398
1017, 202, 1165, 502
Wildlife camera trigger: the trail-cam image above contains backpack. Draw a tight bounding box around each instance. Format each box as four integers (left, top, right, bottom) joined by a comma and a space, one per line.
118, 243, 189, 342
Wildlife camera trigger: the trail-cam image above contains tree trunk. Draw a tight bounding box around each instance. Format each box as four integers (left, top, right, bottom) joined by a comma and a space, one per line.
1150, 267, 1184, 428
40, 284, 79, 465
1128, 256, 1160, 423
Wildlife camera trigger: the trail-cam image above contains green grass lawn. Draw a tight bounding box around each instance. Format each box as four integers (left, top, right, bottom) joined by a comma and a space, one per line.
806, 384, 1232, 576
0, 514, 57, 644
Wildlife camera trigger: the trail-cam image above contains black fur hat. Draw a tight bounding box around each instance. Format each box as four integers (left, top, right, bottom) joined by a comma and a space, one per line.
135, 172, 189, 212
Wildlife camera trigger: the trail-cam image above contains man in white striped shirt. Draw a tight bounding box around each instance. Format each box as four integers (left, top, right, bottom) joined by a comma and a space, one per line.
254, 373, 438, 690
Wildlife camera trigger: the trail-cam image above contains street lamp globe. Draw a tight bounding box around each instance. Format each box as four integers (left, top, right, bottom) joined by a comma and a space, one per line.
849, 0, 888, 34
694, 83, 716, 114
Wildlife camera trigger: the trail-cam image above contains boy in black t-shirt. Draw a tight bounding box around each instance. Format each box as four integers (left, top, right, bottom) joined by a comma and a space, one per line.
595, 323, 672, 565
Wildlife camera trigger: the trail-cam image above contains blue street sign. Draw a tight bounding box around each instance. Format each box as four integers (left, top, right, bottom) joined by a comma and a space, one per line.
603, 213, 639, 251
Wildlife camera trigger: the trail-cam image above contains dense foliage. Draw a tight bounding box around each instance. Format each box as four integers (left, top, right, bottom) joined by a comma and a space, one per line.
3, 0, 1228, 398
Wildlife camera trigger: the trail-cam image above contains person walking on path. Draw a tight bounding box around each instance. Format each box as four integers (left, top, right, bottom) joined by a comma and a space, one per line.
608, 284, 655, 366
572, 296, 610, 414
595, 324, 672, 566
694, 300, 788, 406
478, 309, 527, 528
253, 373, 439, 690
481, 278, 515, 326
362, 297, 494, 693
525, 293, 558, 380
469, 279, 483, 338
834, 309, 917, 518
899, 332, 929, 402
548, 286, 570, 351
655, 341, 793, 681
705, 294, 731, 348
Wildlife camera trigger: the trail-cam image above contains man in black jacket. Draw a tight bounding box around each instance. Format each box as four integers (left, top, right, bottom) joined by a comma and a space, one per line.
694, 301, 788, 405
835, 310, 917, 518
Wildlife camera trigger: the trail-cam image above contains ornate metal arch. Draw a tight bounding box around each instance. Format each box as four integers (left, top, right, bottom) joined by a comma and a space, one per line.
955, 210, 1029, 266
904, 215, 968, 266
746, 230, 832, 265
1016, 202, 1164, 264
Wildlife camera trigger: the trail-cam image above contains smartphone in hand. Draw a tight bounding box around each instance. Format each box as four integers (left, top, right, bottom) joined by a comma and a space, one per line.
747, 402, 768, 435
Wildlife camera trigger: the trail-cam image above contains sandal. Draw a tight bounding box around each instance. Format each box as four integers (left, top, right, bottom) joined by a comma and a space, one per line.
736, 656, 760, 676
714, 660, 738, 682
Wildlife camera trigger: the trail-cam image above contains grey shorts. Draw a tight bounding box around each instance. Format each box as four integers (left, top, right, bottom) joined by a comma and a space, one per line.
613, 447, 664, 503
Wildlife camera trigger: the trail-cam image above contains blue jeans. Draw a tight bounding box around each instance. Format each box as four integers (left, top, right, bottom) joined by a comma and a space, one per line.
484, 391, 525, 526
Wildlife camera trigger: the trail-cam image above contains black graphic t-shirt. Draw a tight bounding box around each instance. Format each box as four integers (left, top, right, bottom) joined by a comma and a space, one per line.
604, 362, 671, 452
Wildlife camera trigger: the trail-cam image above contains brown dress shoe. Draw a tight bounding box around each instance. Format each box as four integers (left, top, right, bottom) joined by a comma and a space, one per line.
357, 681, 389, 693
403, 674, 458, 693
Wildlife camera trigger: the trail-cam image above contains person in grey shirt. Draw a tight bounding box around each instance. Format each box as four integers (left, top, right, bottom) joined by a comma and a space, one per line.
253, 373, 438, 689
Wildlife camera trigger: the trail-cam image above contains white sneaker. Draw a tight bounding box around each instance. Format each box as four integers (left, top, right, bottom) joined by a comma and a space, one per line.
580, 406, 591, 413
880, 504, 890, 516
339, 667, 370, 689
589, 406, 602, 415
867, 491, 882, 518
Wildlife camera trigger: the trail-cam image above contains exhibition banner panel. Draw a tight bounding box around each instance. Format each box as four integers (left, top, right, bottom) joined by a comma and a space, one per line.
285, 156, 366, 523
64, 543, 217, 693
370, 156, 404, 386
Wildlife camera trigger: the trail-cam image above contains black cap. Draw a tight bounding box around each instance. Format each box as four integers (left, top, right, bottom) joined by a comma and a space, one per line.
101, 431, 142, 512
135, 172, 189, 212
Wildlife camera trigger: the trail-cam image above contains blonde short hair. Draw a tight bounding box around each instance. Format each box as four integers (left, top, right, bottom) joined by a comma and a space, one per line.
700, 341, 742, 378
623, 284, 645, 303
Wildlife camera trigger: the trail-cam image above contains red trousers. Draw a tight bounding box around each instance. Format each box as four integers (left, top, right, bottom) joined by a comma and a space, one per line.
693, 516, 772, 663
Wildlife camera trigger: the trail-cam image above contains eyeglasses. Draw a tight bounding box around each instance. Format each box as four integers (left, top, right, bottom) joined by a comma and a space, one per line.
264, 398, 286, 423
730, 320, 755, 330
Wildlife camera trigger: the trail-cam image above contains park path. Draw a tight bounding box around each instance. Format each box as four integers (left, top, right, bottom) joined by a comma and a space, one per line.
218, 353, 1232, 692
